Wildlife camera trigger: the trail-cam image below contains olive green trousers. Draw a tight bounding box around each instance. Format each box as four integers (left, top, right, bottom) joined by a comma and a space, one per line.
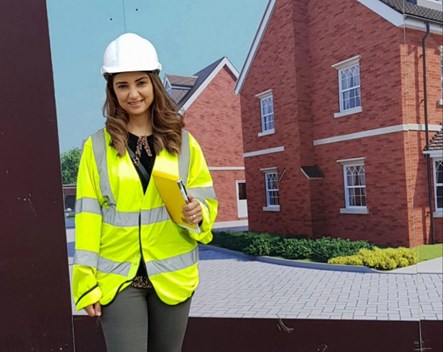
100, 286, 192, 352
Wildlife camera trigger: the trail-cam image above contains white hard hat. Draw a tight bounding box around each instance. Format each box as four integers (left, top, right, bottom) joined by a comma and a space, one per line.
101, 33, 162, 75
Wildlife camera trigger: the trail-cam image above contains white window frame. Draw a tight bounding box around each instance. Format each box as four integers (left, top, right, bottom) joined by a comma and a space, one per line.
433, 157, 443, 217
337, 157, 368, 214
332, 55, 363, 118
256, 89, 275, 136
261, 167, 280, 211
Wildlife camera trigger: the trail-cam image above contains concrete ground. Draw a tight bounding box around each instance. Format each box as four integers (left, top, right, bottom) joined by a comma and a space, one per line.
67, 228, 442, 321
192, 246, 442, 321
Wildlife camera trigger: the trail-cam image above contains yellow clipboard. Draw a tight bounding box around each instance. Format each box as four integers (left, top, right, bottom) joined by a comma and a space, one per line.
152, 170, 200, 232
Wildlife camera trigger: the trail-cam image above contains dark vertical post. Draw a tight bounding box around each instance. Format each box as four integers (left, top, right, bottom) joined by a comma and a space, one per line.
0, 0, 74, 351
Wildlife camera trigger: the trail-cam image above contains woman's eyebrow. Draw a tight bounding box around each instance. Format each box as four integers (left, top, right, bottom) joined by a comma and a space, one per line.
114, 76, 148, 84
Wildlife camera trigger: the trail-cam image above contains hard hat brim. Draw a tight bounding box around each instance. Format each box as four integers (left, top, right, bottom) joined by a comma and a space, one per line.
101, 64, 162, 75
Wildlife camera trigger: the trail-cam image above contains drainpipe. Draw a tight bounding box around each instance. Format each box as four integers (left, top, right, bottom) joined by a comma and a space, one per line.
421, 21, 435, 244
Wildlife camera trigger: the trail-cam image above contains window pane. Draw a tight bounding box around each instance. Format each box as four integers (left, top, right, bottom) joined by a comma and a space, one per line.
356, 187, 367, 206
339, 64, 361, 111
437, 186, 443, 209
261, 95, 274, 132
345, 163, 366, 208
265, 171, 279, 206
238, 182, 247, 200
436, 161, 443, 184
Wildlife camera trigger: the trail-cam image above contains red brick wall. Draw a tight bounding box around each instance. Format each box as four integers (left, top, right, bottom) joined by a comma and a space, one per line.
240, 0, 442, 246
401, 29, 443, 246
184, 66, 245, 222
401, 29, 443, 126
309, 1, 404, 140
241, 0, 314, 236
212, 171, 246, 221
313, 133, 411, 247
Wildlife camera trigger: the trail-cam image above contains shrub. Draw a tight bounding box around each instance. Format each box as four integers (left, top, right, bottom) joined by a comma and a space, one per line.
244, 237, 274, 256
276, 238, 313, 259
211, 231, 375, 264
311, 237, 373, 263
211, 231, 255, 252
328, 247, 418, 270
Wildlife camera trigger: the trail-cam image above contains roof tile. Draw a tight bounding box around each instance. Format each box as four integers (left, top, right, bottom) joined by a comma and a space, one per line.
428, 125, 443, 151
379, 0, 443, 23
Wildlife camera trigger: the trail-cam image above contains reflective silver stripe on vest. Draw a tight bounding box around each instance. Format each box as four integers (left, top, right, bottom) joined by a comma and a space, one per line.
75, 197, 102, 216
100, 206, 171, 227
91, 129, 116, 206
74, 249, 131, 276
74, 249, 99, 267
179, 130, 190, 185
186, 186, 217, 208
187, 186, 216, 200
97, 256, 132, 276
141, 206, 170, 225
146, 246, 199, 277
102, 207, 139, 227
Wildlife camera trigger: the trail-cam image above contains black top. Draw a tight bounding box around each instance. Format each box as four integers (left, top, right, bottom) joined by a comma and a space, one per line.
127, 132, 156, 193
127, 132, 157, 279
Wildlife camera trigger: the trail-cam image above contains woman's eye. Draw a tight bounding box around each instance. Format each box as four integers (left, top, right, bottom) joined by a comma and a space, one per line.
137, 81, 147, 86
116, 84, 127, 89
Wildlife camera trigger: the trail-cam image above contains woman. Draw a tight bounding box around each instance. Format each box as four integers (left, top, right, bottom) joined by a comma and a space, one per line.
73, 33, 218, 352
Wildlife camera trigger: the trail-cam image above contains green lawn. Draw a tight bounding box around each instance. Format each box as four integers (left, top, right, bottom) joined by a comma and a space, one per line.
415, 244, 443, 262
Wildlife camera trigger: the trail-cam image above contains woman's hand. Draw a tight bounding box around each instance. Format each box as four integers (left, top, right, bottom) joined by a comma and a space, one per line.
84, 302, 102, 317
182, 195, 202, 225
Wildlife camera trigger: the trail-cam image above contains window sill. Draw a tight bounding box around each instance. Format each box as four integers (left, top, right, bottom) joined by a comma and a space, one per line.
334, 106, 363, 118
258, 129, 275, 137
433, 211, 443, 218
340, 207, 368, 214
263, 206, 280, 212
438, 99, 443, 106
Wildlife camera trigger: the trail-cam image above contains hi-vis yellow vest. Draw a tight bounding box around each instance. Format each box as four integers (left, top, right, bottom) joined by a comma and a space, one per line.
72, 128, 218, 310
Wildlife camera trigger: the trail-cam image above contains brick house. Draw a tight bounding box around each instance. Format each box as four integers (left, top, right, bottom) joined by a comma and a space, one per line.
235, 0, 442, 247
164, 57, 248, 230
62, 184, 76, 211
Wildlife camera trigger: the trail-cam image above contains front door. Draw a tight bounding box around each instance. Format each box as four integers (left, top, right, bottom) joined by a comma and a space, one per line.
236, 180, 248, 218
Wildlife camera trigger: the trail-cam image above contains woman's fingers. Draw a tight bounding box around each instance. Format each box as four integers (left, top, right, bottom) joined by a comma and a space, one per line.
182, 196, 202, 224
84, 302, 102, 317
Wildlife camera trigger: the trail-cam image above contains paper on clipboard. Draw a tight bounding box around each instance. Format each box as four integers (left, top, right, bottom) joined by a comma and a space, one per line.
152, 169, 200, 232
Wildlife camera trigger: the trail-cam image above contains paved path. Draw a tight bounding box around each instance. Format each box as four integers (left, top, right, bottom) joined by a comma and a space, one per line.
191, 246, 442, 321
68, 239, 442, 321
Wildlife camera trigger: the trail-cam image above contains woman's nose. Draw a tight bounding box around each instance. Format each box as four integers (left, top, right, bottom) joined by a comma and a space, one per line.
128, 86, 139, 98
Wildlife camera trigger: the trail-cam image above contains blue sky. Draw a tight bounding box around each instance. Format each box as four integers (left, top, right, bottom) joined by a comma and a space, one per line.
46, 0, 268, 153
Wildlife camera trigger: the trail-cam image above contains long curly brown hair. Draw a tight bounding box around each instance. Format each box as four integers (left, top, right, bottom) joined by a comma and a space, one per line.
103, 71, 185, 157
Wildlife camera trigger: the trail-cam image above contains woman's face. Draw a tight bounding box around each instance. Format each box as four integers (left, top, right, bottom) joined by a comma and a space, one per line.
112, 71, 154, 119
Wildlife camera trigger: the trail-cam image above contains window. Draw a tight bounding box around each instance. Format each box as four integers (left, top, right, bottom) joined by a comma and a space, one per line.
339, 65, 361, 111
256, 90, 275, 136
263, 169, 279, 211
434, 159, 443, 212
337, 158, 368, 214
332, 56, 362, 118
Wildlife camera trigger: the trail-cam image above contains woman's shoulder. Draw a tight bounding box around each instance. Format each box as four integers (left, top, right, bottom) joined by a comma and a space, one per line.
81, 128, 109, 152
88, 128, 111, 144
